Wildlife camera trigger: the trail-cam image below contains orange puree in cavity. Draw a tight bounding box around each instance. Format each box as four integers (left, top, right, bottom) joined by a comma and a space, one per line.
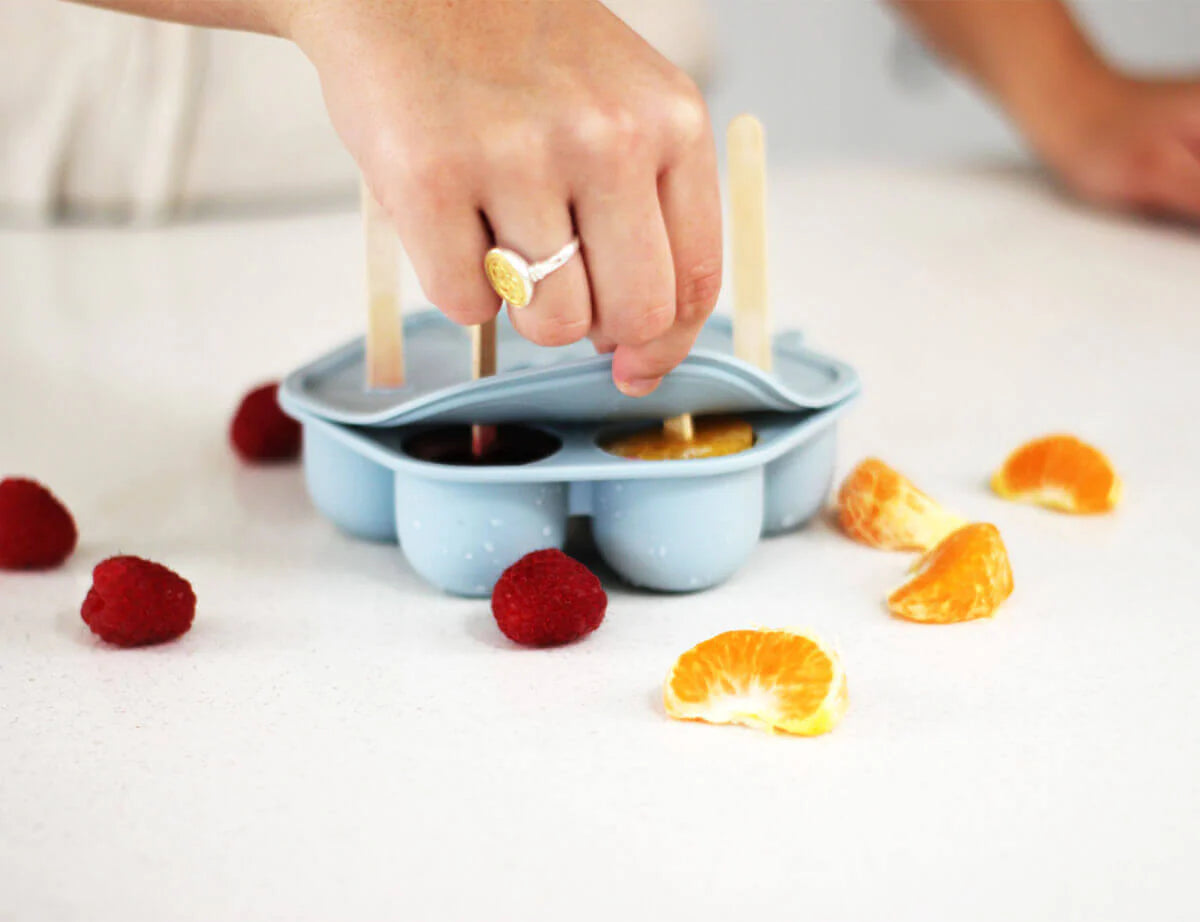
601, 417, 755, 461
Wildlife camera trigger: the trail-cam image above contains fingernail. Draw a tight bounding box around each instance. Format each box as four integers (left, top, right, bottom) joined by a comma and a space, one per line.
616, 377, 660, 398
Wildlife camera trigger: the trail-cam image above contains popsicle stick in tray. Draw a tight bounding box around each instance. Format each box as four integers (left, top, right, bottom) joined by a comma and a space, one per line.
361, 178, 405, 389
661, 113, 770, 444
662, 413, 694, 442
729, 113, 772, 372
471, 318, 499, 458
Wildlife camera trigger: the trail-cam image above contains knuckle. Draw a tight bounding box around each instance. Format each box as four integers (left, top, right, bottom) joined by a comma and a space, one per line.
663, 76, 709, 147
1136, 141, 1171, 174
1117, 141, 1171, 194
361, 126, 404, 178
590, 331, 618, 355
615, 300, 675, 346
397, 146, 441, 189
676, 258, 723, 322
562, 103, 644, 170
626, 349, 679, 383
422, 274, 495, 323
443, 303, 499, 327
524, 310, 591, 347
443, 303, 499, 326
419, 268, 460, 308
397, 144, 472, 205
485, 123, 552, 186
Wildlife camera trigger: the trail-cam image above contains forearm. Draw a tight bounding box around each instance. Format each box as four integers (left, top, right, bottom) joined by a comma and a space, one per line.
888, 0, 1122, 158
64, 0, 296, 36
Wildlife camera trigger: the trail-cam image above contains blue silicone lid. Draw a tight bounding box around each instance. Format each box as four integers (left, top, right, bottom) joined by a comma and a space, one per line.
279, 309, 859, 427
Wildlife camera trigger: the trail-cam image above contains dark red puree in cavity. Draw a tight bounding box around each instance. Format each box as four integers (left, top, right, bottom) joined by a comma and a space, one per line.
403, 425, 560, 467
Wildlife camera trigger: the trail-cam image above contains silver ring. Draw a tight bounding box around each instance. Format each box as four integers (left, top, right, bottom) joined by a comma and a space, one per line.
484, 237, 580, 309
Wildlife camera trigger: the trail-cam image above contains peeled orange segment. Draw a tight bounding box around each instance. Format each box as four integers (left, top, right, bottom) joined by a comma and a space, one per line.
663, 628, 847, 736
836, 458, 965, 551
887, 523, 1013, 624
991, 435, 1121, 514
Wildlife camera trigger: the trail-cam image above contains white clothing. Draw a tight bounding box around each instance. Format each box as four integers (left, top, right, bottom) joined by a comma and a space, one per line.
0, 0, 713, 224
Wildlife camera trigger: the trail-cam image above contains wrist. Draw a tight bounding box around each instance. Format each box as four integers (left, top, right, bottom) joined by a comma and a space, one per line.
253, 0, 312, 41
279, 0, 414, 74
264, 0, 360, 48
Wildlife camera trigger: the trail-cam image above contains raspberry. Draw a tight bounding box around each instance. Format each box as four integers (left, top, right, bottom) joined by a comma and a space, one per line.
0, 478, 78, 570
230, 382, 302, 463
491, 549, 607, 647
81, 556, 196, 647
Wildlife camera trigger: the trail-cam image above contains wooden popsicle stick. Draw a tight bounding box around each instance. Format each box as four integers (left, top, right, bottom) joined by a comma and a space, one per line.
470, 318, 498, 458
660, 114, 769, 443
728, 114, 772, 373
663, 413, 694, 442
361, 177, 405, 389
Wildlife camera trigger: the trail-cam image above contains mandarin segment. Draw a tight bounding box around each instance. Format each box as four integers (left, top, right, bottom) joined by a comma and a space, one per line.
991, 435, 1121, 514
663, 628, 847, 736
887, 523, 1013, 624
837, 458, 965, 551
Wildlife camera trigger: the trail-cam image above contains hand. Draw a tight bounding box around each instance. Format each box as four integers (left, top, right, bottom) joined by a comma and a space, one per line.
1032, 72, 1200, 222
887, 0, 1200, 224
284, 0, 722, 395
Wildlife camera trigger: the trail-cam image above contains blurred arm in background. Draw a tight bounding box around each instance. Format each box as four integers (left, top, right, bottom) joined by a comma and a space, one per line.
892, 0, 1200, 220
66, 0, 723, 396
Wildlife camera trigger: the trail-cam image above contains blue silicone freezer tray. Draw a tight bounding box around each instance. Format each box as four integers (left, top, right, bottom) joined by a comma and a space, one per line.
281, 311, 858, 426
279, 309, 860, 596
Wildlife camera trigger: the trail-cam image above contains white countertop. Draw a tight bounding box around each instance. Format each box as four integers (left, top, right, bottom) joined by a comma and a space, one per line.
2, 165, 1198, 922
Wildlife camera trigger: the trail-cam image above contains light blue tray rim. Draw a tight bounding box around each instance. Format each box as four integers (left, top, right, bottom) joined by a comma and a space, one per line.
291, 397, 856, 485
280, 310, 861, 428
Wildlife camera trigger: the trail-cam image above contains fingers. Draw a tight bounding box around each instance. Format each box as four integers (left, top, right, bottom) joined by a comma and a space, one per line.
484, 188, 593, 348
601, 111, 721, 396
573, 174, 676, 352
391, 195, 500, 327
1176, 104, 1200, 152
379, 154, 501, 326
609, 312, 708, 397
658, 126, 723, 337
1145, 139, 1200, 220
590, 329, 618, 354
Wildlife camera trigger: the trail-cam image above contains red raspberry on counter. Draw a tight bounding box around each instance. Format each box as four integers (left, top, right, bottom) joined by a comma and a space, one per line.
491, 549, 607, 647
0, 477, 78, 570
81, 556, 196, 647
230, 382, 302, 463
